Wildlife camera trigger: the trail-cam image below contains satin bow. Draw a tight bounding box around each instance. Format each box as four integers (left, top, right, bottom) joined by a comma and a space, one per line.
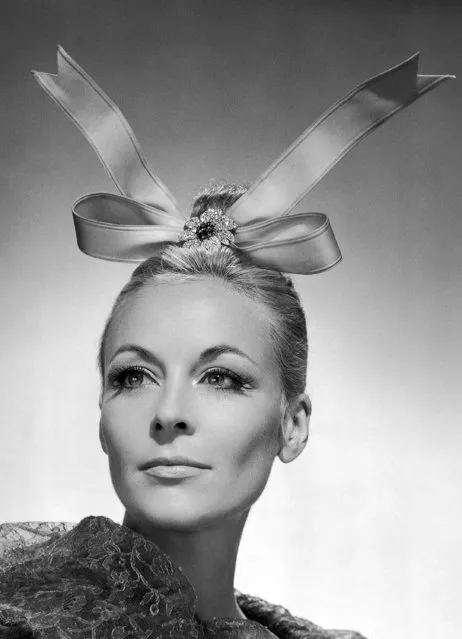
32, 48, 452, 274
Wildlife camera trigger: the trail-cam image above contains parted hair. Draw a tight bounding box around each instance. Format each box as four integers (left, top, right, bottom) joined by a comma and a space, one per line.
97, 184, 308, 404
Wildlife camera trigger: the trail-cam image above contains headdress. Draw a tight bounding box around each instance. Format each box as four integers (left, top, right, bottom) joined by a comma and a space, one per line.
32, 48, 452, 274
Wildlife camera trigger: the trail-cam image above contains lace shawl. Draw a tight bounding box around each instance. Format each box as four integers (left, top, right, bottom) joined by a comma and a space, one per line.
0, 516, 366, 639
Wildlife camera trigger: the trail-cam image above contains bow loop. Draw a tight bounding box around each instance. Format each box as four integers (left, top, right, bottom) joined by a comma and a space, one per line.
73, 194, 183, 262
235, 213, 341, 274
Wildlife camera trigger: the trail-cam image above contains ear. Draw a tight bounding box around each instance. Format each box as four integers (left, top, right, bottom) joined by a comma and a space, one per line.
99, 420, 108, 455
278, 393, 311, 463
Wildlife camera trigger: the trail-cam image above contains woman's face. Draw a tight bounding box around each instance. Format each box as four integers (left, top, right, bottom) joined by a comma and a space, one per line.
100, 278, 285, 531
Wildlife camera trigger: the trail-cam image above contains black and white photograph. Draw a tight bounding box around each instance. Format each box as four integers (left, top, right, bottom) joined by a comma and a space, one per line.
0, 2, 460, 638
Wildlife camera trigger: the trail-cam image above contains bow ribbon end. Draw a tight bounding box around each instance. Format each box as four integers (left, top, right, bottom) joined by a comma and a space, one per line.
32, 46, 183, 219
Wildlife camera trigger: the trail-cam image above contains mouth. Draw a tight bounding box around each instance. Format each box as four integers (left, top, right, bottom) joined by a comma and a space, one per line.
139, 456, 211, 471
143, 465, 209, 480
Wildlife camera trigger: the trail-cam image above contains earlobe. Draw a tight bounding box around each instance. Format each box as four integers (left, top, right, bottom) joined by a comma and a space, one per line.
278, 393, 311, 464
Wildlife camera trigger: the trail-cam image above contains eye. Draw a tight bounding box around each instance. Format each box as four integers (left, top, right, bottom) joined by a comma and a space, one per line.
108, 366, 156, 391
201, 367, 252, 393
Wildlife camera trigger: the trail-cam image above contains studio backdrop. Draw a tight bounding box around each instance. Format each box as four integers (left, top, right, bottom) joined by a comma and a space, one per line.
0, 2, 461, 639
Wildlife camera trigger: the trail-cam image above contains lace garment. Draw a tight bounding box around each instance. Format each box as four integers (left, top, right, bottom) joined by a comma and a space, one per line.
0, 516, 366, 639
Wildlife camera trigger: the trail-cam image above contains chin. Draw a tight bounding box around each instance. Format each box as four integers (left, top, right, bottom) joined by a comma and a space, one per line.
120, 488, 251, 532
126, 502, 232, 532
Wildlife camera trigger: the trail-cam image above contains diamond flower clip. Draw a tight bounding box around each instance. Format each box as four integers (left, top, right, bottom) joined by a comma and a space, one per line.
179, 208, 238, 251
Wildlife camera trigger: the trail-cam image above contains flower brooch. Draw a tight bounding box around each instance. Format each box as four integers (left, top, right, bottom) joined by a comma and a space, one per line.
179, 208, 238, 250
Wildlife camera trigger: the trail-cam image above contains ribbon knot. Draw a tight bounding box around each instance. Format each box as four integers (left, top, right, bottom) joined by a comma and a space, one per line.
179, 209, 238, 251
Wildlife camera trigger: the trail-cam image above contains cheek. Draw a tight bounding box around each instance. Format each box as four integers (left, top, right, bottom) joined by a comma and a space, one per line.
211, 402, 281, 513
100, 397, 152, 466
212, 398, 281, 473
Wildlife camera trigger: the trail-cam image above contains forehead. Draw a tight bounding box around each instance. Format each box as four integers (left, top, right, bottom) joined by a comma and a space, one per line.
104, 279, 275, 366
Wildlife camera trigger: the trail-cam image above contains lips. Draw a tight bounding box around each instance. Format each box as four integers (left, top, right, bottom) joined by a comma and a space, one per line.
139, 456, 211, 470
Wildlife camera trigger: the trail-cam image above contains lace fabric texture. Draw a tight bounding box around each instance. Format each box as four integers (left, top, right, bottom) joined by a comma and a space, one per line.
0, 516, 366, 639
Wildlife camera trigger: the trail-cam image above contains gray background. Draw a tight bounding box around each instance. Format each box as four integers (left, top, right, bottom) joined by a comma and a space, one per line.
1, 2, 461, 638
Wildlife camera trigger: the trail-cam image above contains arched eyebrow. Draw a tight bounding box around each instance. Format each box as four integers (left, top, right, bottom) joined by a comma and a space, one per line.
109, 343, 258, 368
198, 345, 258, 367
109, 344, 162, 369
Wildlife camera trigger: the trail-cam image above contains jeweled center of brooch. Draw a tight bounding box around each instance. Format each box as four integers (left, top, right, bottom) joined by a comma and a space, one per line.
196, 221, 216, 241
179, 207, 238, 251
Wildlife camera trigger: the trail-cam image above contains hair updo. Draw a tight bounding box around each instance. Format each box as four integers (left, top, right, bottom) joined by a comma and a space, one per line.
98, 184, 308, 404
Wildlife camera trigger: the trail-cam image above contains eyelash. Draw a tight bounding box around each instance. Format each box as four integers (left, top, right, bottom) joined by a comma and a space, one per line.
107, 365, 253, 394
108, 365, 153, 391
201, 367, 253, 393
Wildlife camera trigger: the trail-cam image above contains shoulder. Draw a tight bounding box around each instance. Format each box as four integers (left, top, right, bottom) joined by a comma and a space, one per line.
0, 520, 77, 559
236, 591, 367, 639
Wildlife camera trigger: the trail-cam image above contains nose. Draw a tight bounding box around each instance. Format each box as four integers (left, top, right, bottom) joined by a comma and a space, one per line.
150, 382, 193, 437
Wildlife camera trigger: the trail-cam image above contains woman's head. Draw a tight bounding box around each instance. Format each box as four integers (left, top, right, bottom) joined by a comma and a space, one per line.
99, 184, 309, 403
98, 184, 311, 531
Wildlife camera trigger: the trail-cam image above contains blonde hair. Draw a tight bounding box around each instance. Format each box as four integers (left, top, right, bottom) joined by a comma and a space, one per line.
98, 184, 308, 403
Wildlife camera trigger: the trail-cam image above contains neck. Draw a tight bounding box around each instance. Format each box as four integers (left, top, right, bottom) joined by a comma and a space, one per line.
123, 510, 249, 621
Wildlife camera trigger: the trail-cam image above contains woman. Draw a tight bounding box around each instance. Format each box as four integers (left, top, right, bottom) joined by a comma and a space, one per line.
0, 49, 452, 638
0, 185, 363, 639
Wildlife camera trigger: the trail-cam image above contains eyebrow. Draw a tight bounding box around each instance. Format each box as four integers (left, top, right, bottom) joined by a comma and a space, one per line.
199, 345, 258, 367
108, 343, 258, 369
